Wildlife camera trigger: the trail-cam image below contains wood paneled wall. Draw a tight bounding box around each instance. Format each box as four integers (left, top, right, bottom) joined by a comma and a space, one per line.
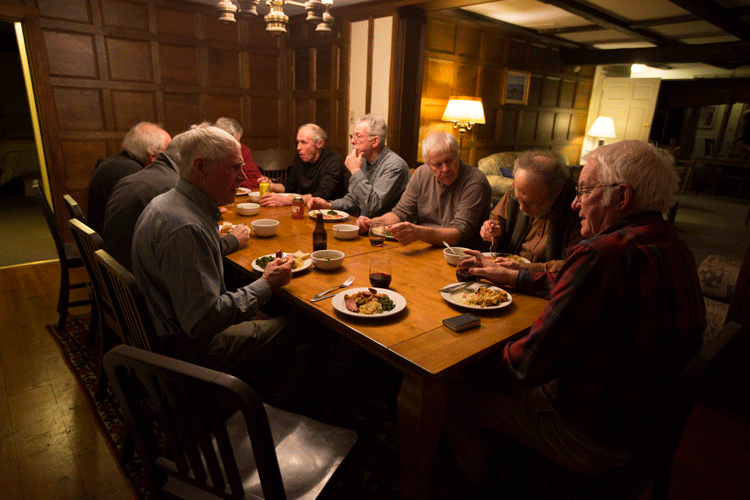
420, 11, 595, 166
4, 0, 346, 233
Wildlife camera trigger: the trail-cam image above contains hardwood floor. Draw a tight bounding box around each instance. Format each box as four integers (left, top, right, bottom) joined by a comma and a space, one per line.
1, 261, 749, 499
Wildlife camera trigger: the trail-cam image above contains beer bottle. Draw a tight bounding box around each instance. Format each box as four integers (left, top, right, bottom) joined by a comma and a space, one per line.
313, 213, 327, 251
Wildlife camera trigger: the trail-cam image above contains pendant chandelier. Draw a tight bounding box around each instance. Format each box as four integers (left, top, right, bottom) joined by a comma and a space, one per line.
216, 0, 334, 35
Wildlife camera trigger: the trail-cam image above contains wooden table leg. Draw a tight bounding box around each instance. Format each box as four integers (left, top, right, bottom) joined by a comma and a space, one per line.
397, 370, 445, 500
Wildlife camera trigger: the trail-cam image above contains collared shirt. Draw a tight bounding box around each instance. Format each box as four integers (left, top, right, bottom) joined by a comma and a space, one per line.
499, 212, 706, 449
87, 150, 143, 235
132, 179, 271, 340
331, 146, 409, 217
391, 160, 491, 249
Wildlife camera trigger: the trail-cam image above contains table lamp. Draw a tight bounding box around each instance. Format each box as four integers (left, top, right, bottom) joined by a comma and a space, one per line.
441, 98, 485, 155
587, 116, 617, 146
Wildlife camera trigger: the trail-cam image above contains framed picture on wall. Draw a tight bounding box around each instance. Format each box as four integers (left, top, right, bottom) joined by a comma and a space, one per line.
697, 105, 718, 129
501, 70, 530, 105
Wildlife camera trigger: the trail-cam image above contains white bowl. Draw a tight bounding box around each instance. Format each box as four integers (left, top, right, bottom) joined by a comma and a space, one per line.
443, 246, 470, 266
251, 219, 279, 237
249, 191, 260, 202
311, 250, 345, 270
332, 224, 359, 240
236, 202, 260, 216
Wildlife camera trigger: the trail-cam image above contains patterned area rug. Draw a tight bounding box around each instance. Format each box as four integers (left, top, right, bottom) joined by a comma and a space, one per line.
47, 315, 404, 499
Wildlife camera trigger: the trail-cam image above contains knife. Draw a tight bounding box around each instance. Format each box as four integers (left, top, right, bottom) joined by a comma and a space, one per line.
439, 282, 473, 293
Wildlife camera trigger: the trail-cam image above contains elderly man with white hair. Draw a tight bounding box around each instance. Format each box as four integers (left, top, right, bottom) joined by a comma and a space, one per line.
357, 130, 491, 249
445, 140, 707, 493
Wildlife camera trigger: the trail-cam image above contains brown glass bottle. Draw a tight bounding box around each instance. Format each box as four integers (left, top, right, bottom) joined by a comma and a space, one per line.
313, 212, 327, 251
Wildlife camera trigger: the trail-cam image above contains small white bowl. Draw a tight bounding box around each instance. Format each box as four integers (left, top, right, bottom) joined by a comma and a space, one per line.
249, 191, 260, 202
251, 219, 279, 237
443, 246, 470, 266
236, 202, 260, 216
332, 224, 359, 240
311, 250, 345, 270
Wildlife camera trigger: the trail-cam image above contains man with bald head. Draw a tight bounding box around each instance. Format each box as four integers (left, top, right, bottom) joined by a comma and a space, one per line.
480, 150, 582, 272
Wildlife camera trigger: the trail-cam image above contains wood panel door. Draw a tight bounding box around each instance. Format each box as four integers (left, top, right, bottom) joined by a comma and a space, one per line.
598, 77, 661, 143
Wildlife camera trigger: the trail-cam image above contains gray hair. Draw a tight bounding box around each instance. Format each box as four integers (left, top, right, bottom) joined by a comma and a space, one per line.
214, 117, 242, 138
122, 122, 168, 166
421, 131, 458, 164
175, 122, 240, 178
356, 114, 387, 145
582, 140, 679, 212
300, 123, 327, 145
513, 150, 569, 195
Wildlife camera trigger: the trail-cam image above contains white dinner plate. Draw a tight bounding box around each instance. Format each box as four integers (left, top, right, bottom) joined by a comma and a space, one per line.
440, 282, 513, 310
482, 252, 531, 264
331, 287, 406, 318
236, 187, 251, 196
308, 209, 349, 221
218, 222, 245, 235
251, 253, 312, 274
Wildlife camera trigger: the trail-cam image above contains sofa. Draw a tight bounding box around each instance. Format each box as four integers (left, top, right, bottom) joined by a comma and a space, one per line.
477, 150, 570, 203
698, 254, 742, 345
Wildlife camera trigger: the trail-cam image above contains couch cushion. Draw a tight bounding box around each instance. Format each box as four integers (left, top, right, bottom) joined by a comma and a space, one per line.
698, 254, 741, 302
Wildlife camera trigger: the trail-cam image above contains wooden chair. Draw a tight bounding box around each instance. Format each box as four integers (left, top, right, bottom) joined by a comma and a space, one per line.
508, 321, 742, 500
104, 344, 358, 500
94, 248, 161, 354
63, 193, 85, 222
33, 180, 91, 331
68, 218, 123, 401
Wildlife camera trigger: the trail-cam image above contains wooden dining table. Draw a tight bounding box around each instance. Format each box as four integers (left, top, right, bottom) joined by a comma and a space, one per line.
222, 201, 549, 500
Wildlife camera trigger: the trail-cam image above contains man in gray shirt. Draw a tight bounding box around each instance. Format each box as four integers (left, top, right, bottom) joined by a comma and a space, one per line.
132, 124, 315, 411
307, 113, 409, 218
358, 131, 491, 249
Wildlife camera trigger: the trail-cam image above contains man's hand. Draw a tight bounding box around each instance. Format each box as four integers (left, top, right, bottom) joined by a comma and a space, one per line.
388, 221, 421, 246
257, 175, 272, 186
344, 148, 363, 175
480, 220, 502, 242
356, 216, 371, 234
260, 193, 291, 207
229, 223, 250, 248
492, 256, 522, 270
307, 197, 332, 210
261, 256, 294, 289
462, 249, 519, 288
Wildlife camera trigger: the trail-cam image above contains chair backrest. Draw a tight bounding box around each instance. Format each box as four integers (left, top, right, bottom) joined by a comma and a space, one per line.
63, 194, 85, 222
33, 180, 68, 262
68, 218, 122, 340
104, 344, 289, 500
94, 248, 161, 354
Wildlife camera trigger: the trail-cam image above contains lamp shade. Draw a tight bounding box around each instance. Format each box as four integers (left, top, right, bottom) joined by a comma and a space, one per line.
587, 116, 617, 139
441, 99, 486, 126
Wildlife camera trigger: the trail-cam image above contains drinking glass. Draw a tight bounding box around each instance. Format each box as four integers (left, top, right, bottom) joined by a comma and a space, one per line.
369, 221, 386, 247
456, 256, 478, 282
369, 258, 392, 288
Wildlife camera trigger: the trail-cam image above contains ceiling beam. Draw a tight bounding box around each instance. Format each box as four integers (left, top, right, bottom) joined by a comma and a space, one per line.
665, 0, 750, 40
562, 40, 750, 67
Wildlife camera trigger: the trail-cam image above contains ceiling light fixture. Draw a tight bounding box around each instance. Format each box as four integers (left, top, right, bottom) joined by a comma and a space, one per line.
216, 0, 333, 35
631, 64, 647, 73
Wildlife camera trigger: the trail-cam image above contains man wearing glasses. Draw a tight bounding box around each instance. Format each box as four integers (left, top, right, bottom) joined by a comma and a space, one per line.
479, 150, 582, 272
446, 141, 705, 492
307, 113, 409, 218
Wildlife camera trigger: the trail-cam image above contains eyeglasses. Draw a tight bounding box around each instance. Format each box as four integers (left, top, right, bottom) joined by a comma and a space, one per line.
509, 189, 550, 210
574, 183, 630, 200
350, 133, 375, 141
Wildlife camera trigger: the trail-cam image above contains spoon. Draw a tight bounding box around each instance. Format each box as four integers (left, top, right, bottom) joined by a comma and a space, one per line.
313, 275, 355, 299
443, 240, 459, 255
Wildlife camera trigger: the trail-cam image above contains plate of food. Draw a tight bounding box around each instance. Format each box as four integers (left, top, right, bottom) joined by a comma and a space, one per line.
251, 250, 312, 274
308, 209, 349, 221
236, 187, 251, 196
482, 252, 531, 264
440, 282, 513, 310
332, 287, 406, 318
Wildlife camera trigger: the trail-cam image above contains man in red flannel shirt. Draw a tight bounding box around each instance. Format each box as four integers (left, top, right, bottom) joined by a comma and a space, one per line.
447, 140, 707, 490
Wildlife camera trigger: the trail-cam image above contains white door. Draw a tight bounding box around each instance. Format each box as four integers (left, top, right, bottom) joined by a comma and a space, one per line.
598, 78, 661, 142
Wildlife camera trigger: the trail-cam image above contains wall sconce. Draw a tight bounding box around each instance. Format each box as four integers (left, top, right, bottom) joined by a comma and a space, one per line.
216, 0, 334, 35
586, 116, 617, 146
441, 98, 485, 155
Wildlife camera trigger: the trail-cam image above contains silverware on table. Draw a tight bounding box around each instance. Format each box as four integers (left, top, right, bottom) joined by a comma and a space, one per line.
439, 282, 473, 293
310, 292, 339, 302
313, 275, 355, 299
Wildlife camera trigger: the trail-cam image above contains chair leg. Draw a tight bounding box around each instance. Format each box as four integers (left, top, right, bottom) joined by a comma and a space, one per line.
88, 300, 101, 345
58, 267, 71, 332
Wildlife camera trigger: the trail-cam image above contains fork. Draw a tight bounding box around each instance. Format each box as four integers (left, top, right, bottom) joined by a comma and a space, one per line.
313, 276, 355, 299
